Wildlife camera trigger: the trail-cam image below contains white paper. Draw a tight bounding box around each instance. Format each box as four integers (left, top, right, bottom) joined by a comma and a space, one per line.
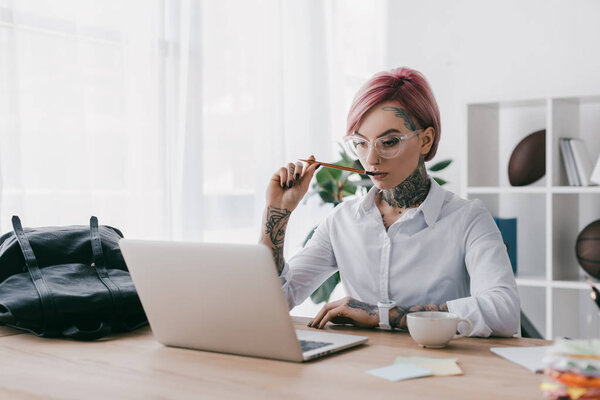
365, 363, 433, 381
490, 346, 552, 373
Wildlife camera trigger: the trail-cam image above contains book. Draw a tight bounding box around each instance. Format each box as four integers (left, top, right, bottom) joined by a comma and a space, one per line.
569, 138, 596, 186
559, 138, 580, 186
493, 217, 517, 275
592, 155, 600, 185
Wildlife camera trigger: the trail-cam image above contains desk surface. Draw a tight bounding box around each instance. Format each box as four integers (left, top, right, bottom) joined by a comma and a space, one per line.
0, 317, 549, 400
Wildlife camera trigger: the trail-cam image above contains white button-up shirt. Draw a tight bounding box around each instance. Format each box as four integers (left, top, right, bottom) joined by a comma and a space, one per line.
280, 177, 520, 337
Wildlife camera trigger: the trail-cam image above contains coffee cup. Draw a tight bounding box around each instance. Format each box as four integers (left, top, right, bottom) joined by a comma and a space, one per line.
407, 311, 472, 348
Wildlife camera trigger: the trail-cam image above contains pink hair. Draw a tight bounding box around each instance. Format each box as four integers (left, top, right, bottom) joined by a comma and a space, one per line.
346, 67, 441, 161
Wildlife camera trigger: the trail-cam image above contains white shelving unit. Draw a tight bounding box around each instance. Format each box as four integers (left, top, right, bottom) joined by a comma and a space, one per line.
464, 95, 600, 340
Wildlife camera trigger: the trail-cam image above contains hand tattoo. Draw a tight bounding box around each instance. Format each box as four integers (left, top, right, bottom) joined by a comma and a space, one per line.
389, 303, 448, 330
347, 299, 377, 316
381, 106, 416, 130
380, 157, 430, 209
260, 206, 291, 274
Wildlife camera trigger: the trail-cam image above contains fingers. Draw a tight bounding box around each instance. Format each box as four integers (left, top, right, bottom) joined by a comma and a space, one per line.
308, 301, 334, 328
318, 306, 347, 329
274, 156, 319, 190
308, 298, 343, 329
298, 155, 319, 187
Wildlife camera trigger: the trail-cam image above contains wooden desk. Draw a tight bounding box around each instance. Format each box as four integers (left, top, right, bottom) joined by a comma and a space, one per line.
0, 317, 549, 399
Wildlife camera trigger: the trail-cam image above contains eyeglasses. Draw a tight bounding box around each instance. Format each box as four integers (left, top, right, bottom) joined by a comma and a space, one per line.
342, 130, 422, 160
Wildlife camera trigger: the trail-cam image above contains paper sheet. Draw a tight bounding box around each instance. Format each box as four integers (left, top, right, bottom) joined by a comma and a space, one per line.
365, 363, 433, 381
490, 346, 552, 373
395, 356, 463, 376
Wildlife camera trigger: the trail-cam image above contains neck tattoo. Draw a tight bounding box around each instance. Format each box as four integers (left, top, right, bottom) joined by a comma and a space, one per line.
380, 157, 430, 209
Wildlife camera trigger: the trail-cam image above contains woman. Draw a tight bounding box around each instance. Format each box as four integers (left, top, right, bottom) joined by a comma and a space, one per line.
259, 67, 520, 337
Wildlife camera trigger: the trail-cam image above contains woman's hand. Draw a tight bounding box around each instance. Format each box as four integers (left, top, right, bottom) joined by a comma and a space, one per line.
308, 296, 379, 329
265, 155, 320, 212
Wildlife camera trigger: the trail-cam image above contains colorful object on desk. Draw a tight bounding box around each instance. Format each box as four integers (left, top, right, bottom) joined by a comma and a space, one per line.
508, 129, 546, 186
493, 217, 517, 275
576, 220, 600, 279
540, 338, 600, 399
298, 159, 375, 176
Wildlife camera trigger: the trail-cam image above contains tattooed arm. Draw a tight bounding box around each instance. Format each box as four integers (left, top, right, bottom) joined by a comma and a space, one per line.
389, 303, 448, 330
308, 298, 448, 330
261, 155, 320, 275
260, 206, 291, 275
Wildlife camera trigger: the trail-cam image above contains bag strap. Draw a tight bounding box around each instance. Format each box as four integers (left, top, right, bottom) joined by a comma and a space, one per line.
11, 216, 57, 334
89, 216, 123, 321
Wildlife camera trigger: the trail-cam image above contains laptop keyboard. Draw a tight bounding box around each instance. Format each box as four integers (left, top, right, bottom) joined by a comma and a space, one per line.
299, 340, 333, 352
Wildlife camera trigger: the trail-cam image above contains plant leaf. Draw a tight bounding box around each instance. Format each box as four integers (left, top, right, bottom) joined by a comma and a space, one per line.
433, 177, 447, 186
428, 159, 452, 172
303, 225, 318, 246
318, 190, 337, 204
341, 180, 357, 195
310, 271, 341, 304
316, 166, 342, 184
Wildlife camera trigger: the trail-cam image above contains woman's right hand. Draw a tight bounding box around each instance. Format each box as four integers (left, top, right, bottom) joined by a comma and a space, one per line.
265, 155, 320, 212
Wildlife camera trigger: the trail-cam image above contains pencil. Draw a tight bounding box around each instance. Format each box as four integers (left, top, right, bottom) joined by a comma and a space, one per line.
298, 159, 374, 176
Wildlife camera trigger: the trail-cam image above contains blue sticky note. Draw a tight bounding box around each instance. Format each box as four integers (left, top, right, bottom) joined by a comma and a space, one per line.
365, 363, 433, 381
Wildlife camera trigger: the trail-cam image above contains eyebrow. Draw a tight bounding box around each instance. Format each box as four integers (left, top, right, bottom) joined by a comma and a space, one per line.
352, 129, 401, 139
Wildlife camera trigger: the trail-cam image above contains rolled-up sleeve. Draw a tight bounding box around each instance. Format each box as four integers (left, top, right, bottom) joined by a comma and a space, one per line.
280, 215, 338, 310
447, 201, 521, 337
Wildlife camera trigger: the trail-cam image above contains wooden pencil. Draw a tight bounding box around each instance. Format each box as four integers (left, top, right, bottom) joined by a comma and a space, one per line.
298, 159, 374, 176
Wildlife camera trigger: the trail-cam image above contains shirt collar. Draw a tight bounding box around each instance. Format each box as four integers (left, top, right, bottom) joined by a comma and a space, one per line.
356, 176, 446, 227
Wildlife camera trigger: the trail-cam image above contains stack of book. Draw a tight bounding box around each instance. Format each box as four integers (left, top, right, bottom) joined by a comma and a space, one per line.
559, 138, 599, 186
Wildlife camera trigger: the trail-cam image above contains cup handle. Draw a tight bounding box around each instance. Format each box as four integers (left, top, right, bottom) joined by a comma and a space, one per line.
453, 318, 473, 339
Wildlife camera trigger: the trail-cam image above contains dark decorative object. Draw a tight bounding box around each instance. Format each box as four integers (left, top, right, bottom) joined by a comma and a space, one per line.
508, 129, 546, 186
576, 219, 600, 279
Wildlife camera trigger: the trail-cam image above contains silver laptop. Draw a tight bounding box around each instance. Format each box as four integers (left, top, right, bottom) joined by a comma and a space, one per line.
119, 239, 368, 362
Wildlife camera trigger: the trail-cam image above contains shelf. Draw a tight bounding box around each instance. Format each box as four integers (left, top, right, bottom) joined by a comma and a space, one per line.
467, 187, 547, 194
467, 186, 600, 194
551, 280, 592, 290
516, 278, 593, 290
466, 94, 600, 339
515, 277, 547, 287
551, 186, 600, 193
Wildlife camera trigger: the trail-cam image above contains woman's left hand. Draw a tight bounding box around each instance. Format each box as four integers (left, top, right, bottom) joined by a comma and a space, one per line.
308, 296, 379, 329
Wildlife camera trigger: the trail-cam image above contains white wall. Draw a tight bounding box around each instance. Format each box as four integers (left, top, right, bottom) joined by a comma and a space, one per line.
385, 0, 600, 194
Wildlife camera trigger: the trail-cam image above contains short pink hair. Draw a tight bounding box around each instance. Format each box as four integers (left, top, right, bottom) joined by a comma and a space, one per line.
346, 67, 441, 161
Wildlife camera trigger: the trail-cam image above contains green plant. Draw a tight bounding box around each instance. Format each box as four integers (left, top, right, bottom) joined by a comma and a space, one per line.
305, 146, 453, 304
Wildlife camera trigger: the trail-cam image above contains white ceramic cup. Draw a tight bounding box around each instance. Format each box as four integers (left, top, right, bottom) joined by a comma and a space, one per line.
407, 311, 473, 348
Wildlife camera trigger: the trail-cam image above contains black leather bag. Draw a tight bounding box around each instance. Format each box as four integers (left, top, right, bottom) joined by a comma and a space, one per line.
0, 216, 147, 340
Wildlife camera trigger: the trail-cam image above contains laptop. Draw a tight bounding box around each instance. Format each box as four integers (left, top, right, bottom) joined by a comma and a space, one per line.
118, 239, 368, 362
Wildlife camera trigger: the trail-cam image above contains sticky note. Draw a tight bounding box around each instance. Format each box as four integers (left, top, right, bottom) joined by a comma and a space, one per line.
395, 356, 458, 364
395, 356, 463, 376
365, 363, 433, 381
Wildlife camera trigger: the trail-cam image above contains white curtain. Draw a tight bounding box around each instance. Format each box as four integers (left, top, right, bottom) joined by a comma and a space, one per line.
0, 0, 165, 237
0, 0, 386, 312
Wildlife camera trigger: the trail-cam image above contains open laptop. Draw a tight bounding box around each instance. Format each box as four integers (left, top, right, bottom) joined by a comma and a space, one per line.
118, 240, 368, 362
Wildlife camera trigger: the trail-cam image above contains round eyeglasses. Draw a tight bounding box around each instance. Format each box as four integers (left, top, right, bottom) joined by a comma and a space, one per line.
342, 130, 422, 160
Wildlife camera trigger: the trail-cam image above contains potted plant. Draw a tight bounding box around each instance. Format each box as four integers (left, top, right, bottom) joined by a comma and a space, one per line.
304, 146, 452, 303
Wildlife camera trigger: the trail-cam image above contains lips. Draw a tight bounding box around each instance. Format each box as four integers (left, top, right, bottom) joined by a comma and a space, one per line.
370, 172, 388, 180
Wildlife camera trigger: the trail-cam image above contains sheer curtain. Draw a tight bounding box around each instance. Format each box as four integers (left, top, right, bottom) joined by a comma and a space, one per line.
0, 0, 165, 237
0, 0, 386, 313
